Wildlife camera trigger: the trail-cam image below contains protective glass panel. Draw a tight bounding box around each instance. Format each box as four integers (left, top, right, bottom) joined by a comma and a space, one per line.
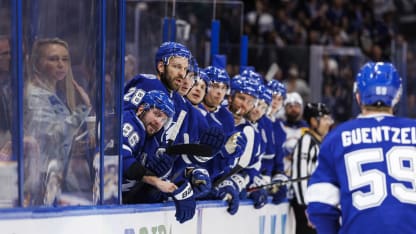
125, 0, 243, 77
0, 0, 18, 208
22, 0, 99, 207
407, 44, 416, 118
99, 0, 121, 205
309, 46, 366, 124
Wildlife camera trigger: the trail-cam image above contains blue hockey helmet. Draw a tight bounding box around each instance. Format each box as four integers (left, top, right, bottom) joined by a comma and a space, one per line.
267, 80, 287, 98
258, 84, 273, 105
204, 66, 230, 87
154, 41, 192, 70
354, 62, 402, 107
188, 56, 199, 74
195, 69, 210, 87
230, 74, 260, 99
241, 69, 263, 82
140, 90, 175, 118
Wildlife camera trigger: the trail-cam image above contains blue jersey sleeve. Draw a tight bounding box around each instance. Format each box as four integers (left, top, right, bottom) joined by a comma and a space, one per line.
272, 119, 286, 174
258, 116, 276, 176
122, 110, 146, 175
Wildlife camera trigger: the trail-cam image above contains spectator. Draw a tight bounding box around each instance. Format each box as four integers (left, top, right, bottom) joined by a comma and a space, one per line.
284, 64, 311, 103
0, 35, 11, 151
24, 37, 91, 206
124, 54, 137, 86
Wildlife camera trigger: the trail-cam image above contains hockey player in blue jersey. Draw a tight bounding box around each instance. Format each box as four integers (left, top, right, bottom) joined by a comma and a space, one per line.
306, 62, 416, 234
197, 73, 260, 215
122, 90, 198, 223
199, 66, 246, 180
264, 80, 289, 205
241, 80, 274, 210
214, 74, 270, 211
122, 90, 178, 199
123, 42, 224, 223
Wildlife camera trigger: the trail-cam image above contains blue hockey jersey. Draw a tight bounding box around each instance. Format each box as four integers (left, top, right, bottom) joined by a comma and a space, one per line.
307, 114, 416, 234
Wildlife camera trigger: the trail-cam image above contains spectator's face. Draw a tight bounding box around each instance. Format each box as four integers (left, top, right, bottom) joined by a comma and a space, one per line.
204, 82, 228, 108
140, 107, 169, 135
159, 56, 188, 91
0, 38, 11, 73
37, 44, 69, 81
186, 78, 206, 105
229, 92, 256, 118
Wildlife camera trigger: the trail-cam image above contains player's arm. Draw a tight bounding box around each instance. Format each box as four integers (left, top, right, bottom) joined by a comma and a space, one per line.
142, 176, 177, 193
306, 139, 341, 233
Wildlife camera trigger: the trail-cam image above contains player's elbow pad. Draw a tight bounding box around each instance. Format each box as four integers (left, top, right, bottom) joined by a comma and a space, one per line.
125, 161, 153, 181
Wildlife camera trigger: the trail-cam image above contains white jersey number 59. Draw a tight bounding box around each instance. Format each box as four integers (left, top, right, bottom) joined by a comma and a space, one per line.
345, 146, 416, 210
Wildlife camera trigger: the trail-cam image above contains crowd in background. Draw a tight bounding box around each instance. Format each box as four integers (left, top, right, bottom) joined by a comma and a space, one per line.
238, 0, 416, 119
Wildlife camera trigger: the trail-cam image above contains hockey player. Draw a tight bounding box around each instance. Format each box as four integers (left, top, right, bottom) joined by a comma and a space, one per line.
184, 69, 209, 106
200, 66, 246, 180
218, 74, 270, 210
291, 102, 333, 234
306, 62, 416, 233
264, 80, 289, 205
243, 81, 274, 209
123, 42, 224, 223
178, 57, 198, 97
122, 90, 178, 200
181, 66, 246, 215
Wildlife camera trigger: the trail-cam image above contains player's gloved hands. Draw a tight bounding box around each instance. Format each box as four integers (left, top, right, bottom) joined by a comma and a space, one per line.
171, 181, 196, 223
214, 179, 240, 215
229, 174, 248, 200
249, 188, 268, 209
200, 126, 226, 156
270, 173, 288, 204
224, 131, 247, 157
269, 173, 288, 193
190, 168, 212, 198
145, 149, 175, 177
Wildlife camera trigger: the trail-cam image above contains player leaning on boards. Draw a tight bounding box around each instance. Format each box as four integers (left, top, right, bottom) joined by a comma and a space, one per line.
306, 62, 416, 234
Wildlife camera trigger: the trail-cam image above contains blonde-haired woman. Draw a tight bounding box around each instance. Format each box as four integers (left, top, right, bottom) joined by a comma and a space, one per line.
24, 38, 91, 206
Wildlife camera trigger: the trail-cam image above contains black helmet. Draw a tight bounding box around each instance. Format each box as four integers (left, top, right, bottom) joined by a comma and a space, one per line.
303, 102, 330, 124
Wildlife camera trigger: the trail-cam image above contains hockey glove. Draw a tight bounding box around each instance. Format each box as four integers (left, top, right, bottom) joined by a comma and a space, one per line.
171, 181, 196, 223
190, 168, 212, 198
270, 173, 288, 204
199, 126, 226, 156
214, 179, 240, 215
249, 188, 268, 209
230, 174, 248, 200
223, 131, 247, 157
145, 149, 175, 177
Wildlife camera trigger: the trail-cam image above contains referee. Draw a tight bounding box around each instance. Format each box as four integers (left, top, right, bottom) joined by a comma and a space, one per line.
290, 102, 333, 234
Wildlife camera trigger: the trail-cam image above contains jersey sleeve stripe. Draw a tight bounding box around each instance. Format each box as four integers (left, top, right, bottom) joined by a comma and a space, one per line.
306, 182, 340, 206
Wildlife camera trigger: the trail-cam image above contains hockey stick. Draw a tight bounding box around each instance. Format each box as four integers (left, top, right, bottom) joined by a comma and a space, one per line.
165, 143, 212, 157
246, 175, 311, 192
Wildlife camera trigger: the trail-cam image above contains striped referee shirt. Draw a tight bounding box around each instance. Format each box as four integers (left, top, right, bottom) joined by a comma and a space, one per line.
291, 129, 322, 205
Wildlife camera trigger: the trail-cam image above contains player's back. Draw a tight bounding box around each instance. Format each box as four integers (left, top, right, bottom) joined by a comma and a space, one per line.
314, 114, 416, 234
